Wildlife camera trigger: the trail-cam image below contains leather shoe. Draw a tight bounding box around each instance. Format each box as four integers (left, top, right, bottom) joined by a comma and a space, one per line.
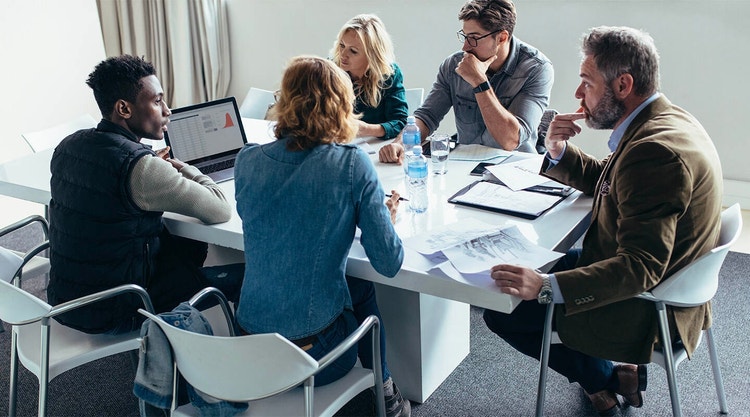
614, 364, 647, 408
585, 389, 619, 416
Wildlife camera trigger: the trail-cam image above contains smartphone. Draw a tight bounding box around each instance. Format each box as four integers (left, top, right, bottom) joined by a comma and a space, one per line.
470, 162, 497, 176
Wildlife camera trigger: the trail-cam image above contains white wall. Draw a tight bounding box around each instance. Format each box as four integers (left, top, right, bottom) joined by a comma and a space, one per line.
1, 0, 748, 216
225, 0, 750, 206
0, 0, 105, 224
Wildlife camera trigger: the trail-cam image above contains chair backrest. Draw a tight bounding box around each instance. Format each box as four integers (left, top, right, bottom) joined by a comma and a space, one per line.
405, 88, 424, 116
22, 114, 98, 152
0, 278, 52, 326
536, 109, 558, 154
139, 309, 319, 403
649, 204, 743, 306
239, 87, 276, 120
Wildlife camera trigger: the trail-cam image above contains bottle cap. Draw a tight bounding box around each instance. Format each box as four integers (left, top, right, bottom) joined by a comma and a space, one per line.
407, 116, 416, 124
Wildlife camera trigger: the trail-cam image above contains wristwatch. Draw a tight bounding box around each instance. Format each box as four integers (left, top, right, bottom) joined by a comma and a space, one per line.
537, 274, 553, 304
473, 81, 491, 94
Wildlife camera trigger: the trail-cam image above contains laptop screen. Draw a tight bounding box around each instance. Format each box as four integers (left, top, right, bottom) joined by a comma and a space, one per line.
164, 97, 247, 165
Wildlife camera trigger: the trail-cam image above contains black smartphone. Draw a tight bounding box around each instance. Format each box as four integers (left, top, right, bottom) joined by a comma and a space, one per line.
470, 162, 497, 176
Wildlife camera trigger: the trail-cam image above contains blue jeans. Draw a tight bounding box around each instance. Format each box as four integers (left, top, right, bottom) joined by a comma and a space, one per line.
482, 249, 616, 393
304, 277, 392, 386
347, 276, 391, 382
304, 310, 360, 386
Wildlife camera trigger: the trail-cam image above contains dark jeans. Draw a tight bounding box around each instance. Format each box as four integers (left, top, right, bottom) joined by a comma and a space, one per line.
347, 275, 391, 382
482, 249, 616, 393
302, 276, 392, 387
106, 232, 245, 335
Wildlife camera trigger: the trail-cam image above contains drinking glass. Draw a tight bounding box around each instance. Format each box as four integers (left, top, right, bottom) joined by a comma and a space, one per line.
429, 133, 450, 175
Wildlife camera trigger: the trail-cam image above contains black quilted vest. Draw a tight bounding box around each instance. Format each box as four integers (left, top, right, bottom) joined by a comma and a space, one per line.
47, 120, 163, 333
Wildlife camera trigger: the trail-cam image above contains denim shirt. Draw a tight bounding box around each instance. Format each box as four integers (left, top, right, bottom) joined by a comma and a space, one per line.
414, 36, 553, 152
234, 138, 404, 339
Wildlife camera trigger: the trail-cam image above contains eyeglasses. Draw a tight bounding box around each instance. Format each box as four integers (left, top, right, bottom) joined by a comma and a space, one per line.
456, 29, 502, 47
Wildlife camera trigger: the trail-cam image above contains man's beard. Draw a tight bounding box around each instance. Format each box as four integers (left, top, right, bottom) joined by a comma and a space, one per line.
585, 86, 626, 130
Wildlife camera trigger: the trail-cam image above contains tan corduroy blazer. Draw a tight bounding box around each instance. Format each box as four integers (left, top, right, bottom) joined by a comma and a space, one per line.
542, 95, 723, 364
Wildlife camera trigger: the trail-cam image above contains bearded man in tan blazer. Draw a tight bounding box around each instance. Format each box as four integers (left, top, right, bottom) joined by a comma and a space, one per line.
483, 26, 723, 416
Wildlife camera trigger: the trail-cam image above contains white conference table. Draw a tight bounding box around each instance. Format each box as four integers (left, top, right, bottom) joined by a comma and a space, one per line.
0, 118, 592, 402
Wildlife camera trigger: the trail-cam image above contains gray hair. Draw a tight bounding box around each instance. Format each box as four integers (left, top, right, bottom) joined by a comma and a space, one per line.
581, 26, 660, 96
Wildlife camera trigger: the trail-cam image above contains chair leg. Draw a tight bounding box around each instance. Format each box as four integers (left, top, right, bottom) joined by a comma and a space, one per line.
304, 376, 314, 417
38, 322, 51, 417
655, 302, 682, 417
535, 303, 555, 417
705, 328, 729, 414
9, 327, 19, 417
372, 320, 385, 417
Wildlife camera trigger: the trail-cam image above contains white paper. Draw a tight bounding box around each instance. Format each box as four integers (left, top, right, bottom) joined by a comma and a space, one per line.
403, 218, 504, 254
485, 156, 548, 191
449, 144, 512, 162
442, 226, 563, 274
451, 181, 562, 216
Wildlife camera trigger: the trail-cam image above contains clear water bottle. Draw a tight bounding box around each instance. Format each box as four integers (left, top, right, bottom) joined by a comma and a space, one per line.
402, 116, 420, 152
407, 145, 428, 213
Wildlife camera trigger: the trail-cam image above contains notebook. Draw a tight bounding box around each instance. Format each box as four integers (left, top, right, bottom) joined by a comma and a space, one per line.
164, 97, 248, 183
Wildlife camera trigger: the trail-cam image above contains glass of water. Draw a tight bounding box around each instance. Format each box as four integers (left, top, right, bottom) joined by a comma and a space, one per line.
429, 133, 450, 175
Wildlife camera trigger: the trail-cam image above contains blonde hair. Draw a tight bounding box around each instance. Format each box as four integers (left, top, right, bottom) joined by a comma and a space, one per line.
331, 14, 395, 109
273, 56, 358, 150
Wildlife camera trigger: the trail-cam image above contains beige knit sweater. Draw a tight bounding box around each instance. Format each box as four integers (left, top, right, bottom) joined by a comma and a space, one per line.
128, 155, 232, 224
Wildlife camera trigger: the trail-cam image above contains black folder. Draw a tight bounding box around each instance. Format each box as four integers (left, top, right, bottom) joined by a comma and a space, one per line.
447, 180, 574, 219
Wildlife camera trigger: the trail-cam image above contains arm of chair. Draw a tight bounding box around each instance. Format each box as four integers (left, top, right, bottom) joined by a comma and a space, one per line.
188, 286, 238, 336
0, 215, 49, 239
46, 283, 155, 319
7, 241, 50, 286
318, 315, 380, 370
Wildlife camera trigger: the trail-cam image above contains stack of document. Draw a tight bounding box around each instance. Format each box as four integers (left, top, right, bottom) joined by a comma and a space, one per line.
403, 219, 563, 299
448, 156, 574, 219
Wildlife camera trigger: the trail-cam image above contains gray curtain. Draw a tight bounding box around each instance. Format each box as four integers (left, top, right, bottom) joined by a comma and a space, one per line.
97, 0, 231, 108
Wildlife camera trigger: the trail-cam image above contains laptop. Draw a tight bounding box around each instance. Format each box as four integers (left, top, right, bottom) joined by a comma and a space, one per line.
164, 97, 248, 183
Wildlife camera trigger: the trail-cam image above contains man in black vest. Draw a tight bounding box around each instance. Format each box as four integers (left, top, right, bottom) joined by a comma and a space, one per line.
48, 55, 242, 334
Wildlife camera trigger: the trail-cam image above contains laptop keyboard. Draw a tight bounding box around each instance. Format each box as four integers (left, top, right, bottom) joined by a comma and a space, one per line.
201, 158, 235, 174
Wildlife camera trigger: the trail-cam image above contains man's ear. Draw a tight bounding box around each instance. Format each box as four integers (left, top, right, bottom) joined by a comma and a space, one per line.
496, 30, 509, 45
613, 73, 634, 99
114, 99, 132, 120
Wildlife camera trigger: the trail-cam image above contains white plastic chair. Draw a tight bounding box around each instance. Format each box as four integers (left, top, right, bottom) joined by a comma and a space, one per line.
22, 114, 97, 153
138, 306, 385, 417
0, 251, 155, 417
535, 203, 742, 417
238, 87, 276, 120
0, 215, 50, 284
405, 88, 424, 116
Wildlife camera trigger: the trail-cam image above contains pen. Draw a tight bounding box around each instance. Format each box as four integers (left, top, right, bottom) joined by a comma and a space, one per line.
385, 193, 409, 201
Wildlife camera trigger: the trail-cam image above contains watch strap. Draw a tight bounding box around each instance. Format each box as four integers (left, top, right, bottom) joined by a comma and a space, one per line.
473, 81, 491, 94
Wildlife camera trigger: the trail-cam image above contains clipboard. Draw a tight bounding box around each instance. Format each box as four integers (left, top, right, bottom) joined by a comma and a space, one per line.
447, 180, 573, 219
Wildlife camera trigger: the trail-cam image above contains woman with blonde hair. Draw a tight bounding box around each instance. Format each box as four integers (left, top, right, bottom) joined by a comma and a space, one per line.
332, 14, 408, 139
234, 56, 411, 417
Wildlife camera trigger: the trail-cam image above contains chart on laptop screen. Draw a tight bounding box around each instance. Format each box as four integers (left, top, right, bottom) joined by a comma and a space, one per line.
168, 101, 242, 162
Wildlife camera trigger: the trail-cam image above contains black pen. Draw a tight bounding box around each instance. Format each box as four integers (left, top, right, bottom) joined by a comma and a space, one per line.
385, 193, 409, 201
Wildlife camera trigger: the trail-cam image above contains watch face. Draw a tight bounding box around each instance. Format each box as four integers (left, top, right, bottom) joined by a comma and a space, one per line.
538, 288, 553, 304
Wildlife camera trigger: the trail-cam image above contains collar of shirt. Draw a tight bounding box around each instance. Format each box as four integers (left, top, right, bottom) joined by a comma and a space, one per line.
607, 92, 661, 152
492, 36, 518, 79
96, 119, 140, 143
